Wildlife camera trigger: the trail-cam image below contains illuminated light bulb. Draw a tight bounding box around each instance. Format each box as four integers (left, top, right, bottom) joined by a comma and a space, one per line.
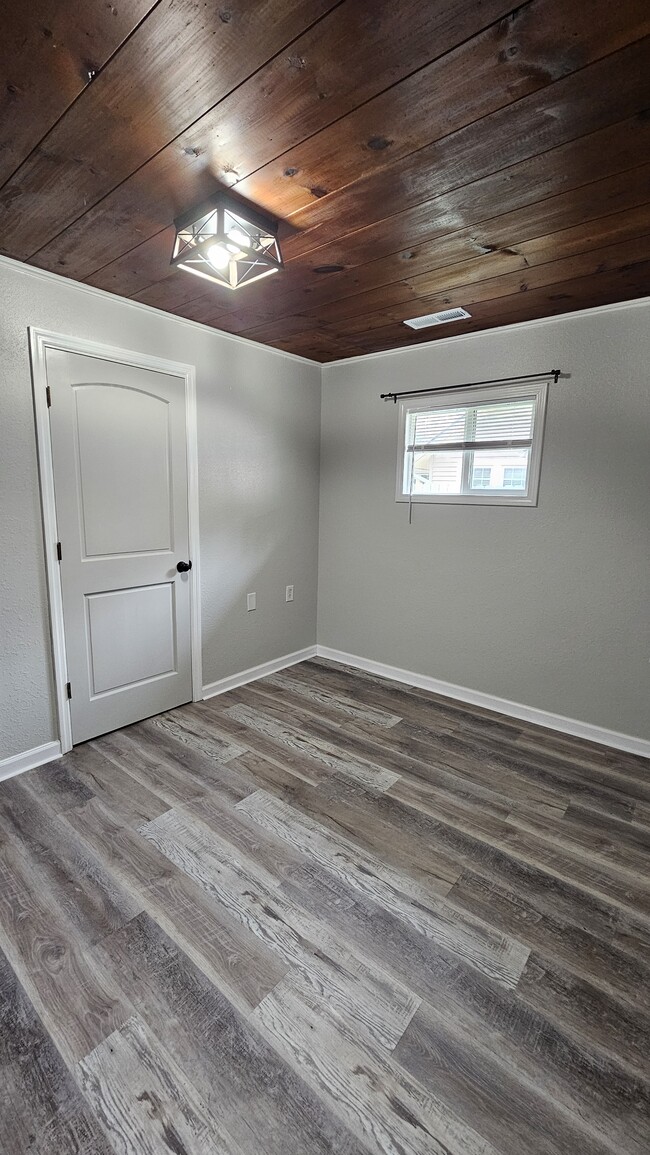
207, 243, 229, 270
227, 227, 250, 248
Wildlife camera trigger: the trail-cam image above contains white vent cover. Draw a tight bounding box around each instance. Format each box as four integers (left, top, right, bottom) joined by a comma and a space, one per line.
403, 307, 471, 329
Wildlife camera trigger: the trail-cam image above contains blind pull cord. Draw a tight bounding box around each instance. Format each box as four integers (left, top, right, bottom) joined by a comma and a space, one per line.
409, 447, 415, 524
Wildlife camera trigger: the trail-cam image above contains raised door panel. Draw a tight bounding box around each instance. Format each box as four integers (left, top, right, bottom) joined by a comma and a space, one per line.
74, 385, 172, 557
86, 583, 176, 695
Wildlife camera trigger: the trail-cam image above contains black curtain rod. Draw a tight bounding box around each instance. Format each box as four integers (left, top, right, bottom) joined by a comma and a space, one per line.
380, 369, 562, 403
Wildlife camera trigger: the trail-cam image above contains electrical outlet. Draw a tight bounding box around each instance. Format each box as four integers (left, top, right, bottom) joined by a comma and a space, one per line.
285, 584, 294, 602
247, 592, 256, 611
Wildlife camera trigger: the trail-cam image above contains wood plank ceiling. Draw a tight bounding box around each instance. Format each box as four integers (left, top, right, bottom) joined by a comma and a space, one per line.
1, 0, 649, 362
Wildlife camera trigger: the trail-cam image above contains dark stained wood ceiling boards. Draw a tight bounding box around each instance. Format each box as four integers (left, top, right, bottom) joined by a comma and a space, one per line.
1, 0, 649, 362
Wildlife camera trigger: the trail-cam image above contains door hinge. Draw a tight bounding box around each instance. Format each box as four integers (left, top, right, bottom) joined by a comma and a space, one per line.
56, 541, 62, 562
66, 682, 72, 700
46, 385, 52, 408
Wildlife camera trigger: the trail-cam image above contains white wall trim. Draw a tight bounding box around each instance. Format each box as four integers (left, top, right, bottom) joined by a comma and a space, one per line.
316, 646, 650, 759
321, 294, 650, 370
0, 741, 62, 783
203, 645, 317, 700
29, 328, 203, 753
1, 255, 319, 367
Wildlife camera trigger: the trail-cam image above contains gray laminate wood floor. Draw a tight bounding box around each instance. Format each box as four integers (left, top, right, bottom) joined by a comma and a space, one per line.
1, 658, 649, 1155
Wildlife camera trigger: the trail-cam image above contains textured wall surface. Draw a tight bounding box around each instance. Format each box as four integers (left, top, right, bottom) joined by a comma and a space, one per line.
318, 300, 650, 741
0, 258, 320, 760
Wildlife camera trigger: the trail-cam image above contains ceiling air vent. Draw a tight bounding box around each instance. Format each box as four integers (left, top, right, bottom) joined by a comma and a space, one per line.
403, 307, 471, 329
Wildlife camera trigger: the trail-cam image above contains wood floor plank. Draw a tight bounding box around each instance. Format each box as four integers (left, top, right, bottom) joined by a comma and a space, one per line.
141, 870, 289, 1014
310, 770, 647, 952
140, 807, 421, 1052
282, 862, 650, 1154
90, 729, 211, 805
305, 659, 645, 775
77, 1013, 247, 1155
60, 796, 175, 894
265, 670, 402, 728
0, 834, 131, 1067
225, 746, 327, 791
0, 780, 141, 948
91, 912, 375, 1155
561, 802, 650, 855
12, 757, 95, 814
253, 975, 501, 1155
344, 717, 569, 819
1, 657, 648, 1154
58, 798, 287, 1015
235, 680, 570, 822
95, 715, 282, 803
126, 715, 252, 804
148, 708, 247, 763
256, 771, 462, 896
238, 789, 530, 990
59, 743, 169, 827
389, 775, 650, 920
515, 951, 650, 1080
303, 661, 647, 803
182, 789, 304, 880
260, 769, 649, 1009
224, 699, 400, 792
393, 997, 617, 1155
345, 716, 571, 819
197, 698, 334, 785
448, 868, 650, 1012
0, 947, 113, 1155
505, 807, 650, 880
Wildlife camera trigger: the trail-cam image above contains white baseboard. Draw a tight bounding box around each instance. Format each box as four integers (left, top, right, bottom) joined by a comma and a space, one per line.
202, 645, 317, 700
316, 646, 650, 759
0, 741, 62, 783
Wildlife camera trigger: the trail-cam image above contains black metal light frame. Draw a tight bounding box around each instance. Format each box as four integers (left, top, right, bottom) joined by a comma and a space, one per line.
171, 192, 283, 290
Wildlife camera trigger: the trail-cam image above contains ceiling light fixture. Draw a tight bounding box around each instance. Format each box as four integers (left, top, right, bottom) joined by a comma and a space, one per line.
171, 192, 283, 290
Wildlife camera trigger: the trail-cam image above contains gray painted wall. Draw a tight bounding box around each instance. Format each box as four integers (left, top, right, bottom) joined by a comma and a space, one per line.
0, 258, 321, 760
318, 300, 650, 741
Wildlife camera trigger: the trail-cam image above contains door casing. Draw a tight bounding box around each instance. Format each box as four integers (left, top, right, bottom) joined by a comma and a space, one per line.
30, 328, 202, 753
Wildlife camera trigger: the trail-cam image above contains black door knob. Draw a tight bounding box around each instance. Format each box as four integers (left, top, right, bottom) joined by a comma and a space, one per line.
176, 560, 192, 573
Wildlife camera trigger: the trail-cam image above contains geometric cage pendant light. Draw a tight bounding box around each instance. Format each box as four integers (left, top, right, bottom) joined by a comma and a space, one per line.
171, 192, 283, 290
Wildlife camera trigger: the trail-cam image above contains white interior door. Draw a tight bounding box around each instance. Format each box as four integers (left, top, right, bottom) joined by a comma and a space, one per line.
46, 348, 193, 744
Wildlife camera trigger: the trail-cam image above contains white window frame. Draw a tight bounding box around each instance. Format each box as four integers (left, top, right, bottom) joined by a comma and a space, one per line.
395, 380, 548, 507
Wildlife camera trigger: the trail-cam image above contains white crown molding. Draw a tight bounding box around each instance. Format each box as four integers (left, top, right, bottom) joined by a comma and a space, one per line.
0, 741, 62, 783
0, 254, 320, 368
202, 645, 317, 700
316, 646, 650, 759
321, 294, 650, 370
4, 254, 648, 374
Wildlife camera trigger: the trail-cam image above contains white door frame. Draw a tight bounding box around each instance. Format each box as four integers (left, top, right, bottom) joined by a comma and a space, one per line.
29, 328, 202, 754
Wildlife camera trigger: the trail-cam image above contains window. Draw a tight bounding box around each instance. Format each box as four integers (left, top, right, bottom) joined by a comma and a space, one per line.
471, 466, 492, 488
397, 380, 548, 506
503, 466, 526, 489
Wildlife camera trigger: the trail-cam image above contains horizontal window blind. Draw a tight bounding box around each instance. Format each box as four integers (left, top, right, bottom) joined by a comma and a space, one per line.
407, 398, 536, 453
